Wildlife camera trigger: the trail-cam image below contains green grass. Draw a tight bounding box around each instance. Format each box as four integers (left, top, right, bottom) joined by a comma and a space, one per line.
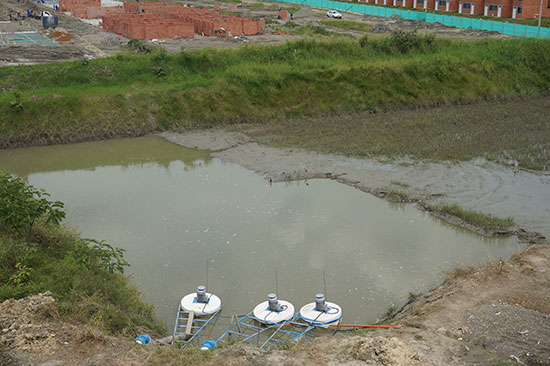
248, 2, 265, 8
438, 203, 514, 231
320, 19, 371, 32
1, 36, 550, 169
289, 24, 351, 37
0, 220, 165, 337
282, 6, 301, 13
387, 189, 409, 201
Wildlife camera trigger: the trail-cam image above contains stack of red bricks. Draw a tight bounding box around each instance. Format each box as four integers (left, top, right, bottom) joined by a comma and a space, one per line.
59, 0, 124, 19
101, 13, 194, 39
60, 0, 265, 39
144, 5, 265, 36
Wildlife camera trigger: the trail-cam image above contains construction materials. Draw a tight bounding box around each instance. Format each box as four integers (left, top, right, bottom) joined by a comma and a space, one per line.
60, 0, 265, 39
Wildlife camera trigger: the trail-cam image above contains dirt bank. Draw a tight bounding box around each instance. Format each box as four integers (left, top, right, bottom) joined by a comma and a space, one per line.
2, 245, 549, 365
159, 130, 550, 242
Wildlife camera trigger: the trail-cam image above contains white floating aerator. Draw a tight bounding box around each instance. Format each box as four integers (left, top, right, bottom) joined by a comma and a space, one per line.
253, 293, 295, 324
299, 294, 342, 326
180, 285, 222, 316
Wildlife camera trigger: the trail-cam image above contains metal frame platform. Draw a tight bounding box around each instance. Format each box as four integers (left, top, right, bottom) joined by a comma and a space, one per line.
172, 304, 221, 350
217, 312, 316, 350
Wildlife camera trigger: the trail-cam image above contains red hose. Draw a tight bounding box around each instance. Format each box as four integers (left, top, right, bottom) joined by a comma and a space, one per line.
329, 324, 403, 329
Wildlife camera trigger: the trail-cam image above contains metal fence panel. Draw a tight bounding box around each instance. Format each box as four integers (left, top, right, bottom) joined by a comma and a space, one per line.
502, 23, 515, 36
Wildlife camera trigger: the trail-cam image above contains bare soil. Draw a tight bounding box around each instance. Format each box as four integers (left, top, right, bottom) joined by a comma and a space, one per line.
2, 245, 549, 365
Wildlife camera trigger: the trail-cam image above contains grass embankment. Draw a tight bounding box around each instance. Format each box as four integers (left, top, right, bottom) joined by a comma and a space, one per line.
438, 203, 514, 232
0, 173, 164, 336
1, 35, 550, 168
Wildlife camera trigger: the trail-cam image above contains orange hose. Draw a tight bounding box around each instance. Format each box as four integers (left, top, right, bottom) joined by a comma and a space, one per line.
329, 324, 403, 329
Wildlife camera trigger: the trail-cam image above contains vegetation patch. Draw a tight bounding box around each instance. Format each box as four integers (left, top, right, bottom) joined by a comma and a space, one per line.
438, 203, 514, 232
233, 96, 550, 170
247, 2, 265, 8
289, 24, 349, 37
0, 172, 164, 336
320, 19, 371, 32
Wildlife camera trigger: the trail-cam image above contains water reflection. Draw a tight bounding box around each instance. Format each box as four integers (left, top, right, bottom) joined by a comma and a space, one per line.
0, 136, 212, 179
0, 136, 521, 331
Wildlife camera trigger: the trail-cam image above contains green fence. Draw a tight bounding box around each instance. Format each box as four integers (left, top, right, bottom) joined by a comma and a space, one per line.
273, 0, 550, 38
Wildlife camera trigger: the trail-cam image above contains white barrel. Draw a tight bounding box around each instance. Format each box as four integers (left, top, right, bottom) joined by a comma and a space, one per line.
299, 302, 342, 326
180, 292, 221, 316
253, 300, 295, 324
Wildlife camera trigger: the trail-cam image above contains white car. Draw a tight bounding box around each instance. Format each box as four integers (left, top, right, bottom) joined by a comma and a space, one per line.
326, 10, 342, 18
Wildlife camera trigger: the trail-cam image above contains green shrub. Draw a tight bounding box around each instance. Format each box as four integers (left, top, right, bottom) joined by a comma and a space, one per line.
375, 30, 437, 54
0, 172, 65, 238
127, 38, 154, 54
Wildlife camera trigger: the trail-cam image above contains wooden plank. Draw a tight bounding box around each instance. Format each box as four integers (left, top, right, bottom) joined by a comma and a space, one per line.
185, 310, 195, 335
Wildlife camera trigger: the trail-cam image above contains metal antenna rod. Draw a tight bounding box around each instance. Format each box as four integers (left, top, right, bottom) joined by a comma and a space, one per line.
275, 267, 279, 296
206, 258, 209, 291
323, 268, 328, 299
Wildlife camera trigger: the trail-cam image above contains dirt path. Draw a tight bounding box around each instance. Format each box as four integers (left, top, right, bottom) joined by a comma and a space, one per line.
159, 130, 550, 241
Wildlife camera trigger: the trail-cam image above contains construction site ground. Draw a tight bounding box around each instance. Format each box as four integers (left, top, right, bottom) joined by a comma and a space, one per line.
1, 0, 511, 65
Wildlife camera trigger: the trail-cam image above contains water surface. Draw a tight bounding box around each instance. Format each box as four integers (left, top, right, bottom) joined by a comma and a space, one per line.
0, 136, 520, 330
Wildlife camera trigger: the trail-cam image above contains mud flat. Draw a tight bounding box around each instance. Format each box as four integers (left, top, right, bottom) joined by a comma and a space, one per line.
160, 130, 550, 242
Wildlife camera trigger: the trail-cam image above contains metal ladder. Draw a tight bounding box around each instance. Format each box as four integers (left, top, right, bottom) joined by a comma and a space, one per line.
172, 304, 221, 349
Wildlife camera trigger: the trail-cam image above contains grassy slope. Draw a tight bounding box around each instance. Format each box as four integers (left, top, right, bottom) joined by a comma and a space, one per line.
1, 37, 549, 166
0, 221, 165, 336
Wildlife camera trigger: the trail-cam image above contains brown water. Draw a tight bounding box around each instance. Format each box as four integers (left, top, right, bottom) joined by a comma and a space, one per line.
0, 136, 521, 331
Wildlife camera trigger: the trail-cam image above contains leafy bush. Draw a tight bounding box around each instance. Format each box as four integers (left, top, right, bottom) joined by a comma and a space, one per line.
10, 92, 23, 112
359, 34, 369, 48
127, 38, 154, 54
0, 172, 65, 238
72, 239, 129, 274
375, 30, 437, 54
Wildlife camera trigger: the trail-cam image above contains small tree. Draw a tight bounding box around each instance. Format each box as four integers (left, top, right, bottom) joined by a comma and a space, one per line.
0, 172, 65, 238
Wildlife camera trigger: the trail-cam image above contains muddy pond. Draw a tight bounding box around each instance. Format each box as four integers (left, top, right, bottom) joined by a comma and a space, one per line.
0, 136, 522, 330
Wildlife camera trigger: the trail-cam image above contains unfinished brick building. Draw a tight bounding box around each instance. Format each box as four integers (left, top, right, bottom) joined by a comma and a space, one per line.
62, 0, 265, 39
